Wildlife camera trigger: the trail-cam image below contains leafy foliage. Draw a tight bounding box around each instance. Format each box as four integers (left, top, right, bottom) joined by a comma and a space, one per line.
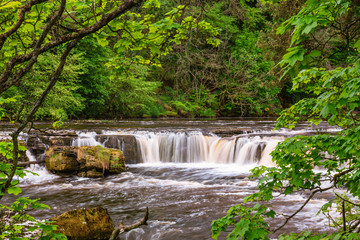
0, 197, 66, 240
213, 0, 360, 238
1, 0, 221, 120
74, 37, 112, 118
212, 204, 273, 240
106, 64, 162, 118
153, 0, 281, 117
160, 85, 218, 117
2, 51, 86, 121
0, 98, 65, 239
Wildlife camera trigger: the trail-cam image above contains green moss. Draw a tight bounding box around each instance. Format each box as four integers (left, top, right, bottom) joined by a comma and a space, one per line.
46, 146, 125, 177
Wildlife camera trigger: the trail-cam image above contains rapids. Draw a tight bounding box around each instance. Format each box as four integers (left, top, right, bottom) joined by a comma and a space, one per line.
0, 119, 339, 239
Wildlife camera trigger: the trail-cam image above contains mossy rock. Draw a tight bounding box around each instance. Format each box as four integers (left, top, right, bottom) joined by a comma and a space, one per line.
95, 135, 139, 164
78, 169, 103, 178
45, 146, 125, 177
51, 207, 114, 240
77, 145, 125, 173
45, 146, 79, 172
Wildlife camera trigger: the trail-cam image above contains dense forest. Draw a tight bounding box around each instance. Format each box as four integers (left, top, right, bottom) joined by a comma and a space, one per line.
0, 0, 307, 120
1, 0, 360, 239
4, 0, 355, 121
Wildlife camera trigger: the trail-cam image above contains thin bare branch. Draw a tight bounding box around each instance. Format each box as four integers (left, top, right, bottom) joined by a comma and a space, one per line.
342, 200, 347, 232
273, 186, 333, 233
335, 193, 360, 207
109, 207, 149, 240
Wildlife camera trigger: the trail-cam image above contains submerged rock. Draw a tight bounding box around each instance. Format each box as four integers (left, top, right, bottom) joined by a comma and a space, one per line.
45, 145, 125, 177
51, 207, 114, 240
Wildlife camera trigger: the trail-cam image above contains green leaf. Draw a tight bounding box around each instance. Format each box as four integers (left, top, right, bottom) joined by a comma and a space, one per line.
7, 186, 22, 195
302, 19, 318, 34
0, 1, 21, 10
354, 39, 360, 52
266, 210, 276, 218
320, 103, 336, 118
231, 219, 250, 238
284, 186, 294, 195
282, 46, 306, 67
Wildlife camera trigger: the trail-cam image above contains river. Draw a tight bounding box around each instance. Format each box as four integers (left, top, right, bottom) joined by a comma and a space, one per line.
1, 119, 339, 239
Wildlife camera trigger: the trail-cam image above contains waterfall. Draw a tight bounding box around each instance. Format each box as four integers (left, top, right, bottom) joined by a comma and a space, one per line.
135, 132, 279, 165
72, 132, 102, 147
22, 150, 58, 184
67, 130, 280, 165
259, 140, 281, 166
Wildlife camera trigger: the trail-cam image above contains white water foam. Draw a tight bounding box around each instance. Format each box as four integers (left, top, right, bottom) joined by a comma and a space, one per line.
72, 131, 102, 147
20, 151, 59, 185
134, 132, 280, 165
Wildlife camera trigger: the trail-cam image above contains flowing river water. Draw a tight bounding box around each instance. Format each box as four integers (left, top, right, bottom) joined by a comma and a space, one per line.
0, 119, 340, 239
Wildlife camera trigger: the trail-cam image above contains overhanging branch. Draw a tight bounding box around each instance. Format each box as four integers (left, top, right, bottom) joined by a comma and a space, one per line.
272, 186, 333, 233
0, 38, 79, 198
0, 0, 48, 50
0, 0, 145, 94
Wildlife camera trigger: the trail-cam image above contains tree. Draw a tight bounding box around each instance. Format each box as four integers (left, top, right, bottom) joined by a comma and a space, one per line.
0, 0, 219, 237
152, 0, 281, 117
212, 0, 360, 239
73, 37, 112, 119
2, 51, 86, 121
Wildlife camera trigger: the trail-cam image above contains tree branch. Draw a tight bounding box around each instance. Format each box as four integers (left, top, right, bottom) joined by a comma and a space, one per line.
0, 0, 47, 50
0, 38, 79, 198
272, 186, 333, 233
342, 199, 347, 232
333, 168, 354, 184
109, 207, 149, 240
5, 0, 67, 94
335, 193, 360, 207
0, 0, 145, 94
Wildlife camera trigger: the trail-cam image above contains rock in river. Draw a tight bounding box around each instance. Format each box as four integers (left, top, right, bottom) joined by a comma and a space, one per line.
45, 145, 125, 177
51, 207, 114, 240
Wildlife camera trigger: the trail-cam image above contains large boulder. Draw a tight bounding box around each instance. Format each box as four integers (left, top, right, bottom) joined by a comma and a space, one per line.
95, 135, 140, 164
45, 145, 125, 177
51, 207, 114, 240
45, 146, 79, 172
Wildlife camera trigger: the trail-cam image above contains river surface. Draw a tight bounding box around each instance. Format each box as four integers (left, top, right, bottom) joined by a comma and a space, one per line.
1, 119, 339, 239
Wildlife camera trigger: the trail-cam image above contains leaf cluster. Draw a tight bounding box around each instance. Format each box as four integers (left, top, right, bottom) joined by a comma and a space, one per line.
212, 204, 274, 240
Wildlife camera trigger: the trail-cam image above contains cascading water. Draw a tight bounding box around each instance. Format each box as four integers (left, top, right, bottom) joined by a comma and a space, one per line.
65, 130, 281, 165
134, 131, 279, 165
0, 120, 339, 240
135, 132, 213, 163
72, 132, 102, 147
22, 150, 58, 184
